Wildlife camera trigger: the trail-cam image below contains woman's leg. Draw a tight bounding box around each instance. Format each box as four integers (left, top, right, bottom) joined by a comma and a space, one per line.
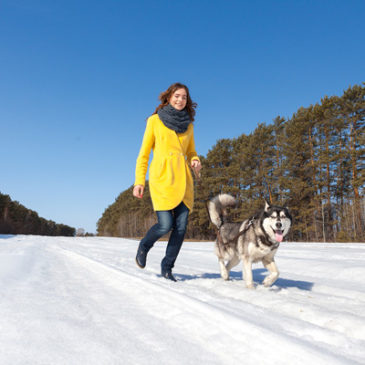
161, 202, 189, 274
136, 210, 173, 268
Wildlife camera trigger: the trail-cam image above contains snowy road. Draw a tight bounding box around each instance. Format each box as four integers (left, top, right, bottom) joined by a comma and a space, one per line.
1, 235, 365, 364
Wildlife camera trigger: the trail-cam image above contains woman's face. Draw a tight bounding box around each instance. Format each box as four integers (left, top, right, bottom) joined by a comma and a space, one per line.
169, 88, 187, 110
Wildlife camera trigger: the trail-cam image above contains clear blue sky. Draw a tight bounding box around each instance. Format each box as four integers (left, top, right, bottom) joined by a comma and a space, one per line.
1, 0, 364, 233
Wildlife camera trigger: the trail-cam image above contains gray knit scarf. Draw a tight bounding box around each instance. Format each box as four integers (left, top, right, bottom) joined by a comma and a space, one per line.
157, 104, 191, 133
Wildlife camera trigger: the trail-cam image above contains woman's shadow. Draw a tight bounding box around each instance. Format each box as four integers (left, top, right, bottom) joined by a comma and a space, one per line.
177, 268, 314, 291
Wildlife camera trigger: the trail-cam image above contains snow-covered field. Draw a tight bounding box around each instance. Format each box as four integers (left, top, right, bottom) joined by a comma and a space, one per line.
0, 235, 364, 365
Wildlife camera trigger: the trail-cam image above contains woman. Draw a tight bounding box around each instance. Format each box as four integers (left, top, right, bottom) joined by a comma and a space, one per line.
133, 82, 202, 281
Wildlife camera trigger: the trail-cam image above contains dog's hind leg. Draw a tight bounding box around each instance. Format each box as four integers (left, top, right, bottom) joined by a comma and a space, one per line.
218, 259, 230, 280
242, 257, 254, 289
218, 258, 230, 280
226, 255, 240, 273
262, 258, 279, 287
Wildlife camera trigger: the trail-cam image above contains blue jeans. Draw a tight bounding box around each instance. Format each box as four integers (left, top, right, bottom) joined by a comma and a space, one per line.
139, 202, 189, 271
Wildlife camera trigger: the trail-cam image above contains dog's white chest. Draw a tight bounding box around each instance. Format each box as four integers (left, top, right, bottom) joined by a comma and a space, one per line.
247, 240, 273, 261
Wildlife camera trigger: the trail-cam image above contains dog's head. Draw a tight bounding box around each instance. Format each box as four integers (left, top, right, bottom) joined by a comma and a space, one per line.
262, 201, 292, 243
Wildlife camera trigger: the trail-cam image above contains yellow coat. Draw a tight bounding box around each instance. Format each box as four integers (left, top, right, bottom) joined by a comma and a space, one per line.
134, 114, 200, 212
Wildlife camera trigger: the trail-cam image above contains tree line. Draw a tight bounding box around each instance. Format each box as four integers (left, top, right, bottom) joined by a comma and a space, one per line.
0, 192, 75, 236
97, 83, 364, 242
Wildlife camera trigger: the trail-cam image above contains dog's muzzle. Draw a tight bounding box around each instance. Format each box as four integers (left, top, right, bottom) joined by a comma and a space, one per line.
272, 223, 284, 242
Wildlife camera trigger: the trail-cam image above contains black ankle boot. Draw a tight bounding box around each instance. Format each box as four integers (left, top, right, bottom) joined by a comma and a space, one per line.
161, 269, 177, 282
135, 243, 149, 269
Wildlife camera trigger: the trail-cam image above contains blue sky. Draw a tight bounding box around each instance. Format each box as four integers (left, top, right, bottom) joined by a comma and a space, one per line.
1, 0, 364, 233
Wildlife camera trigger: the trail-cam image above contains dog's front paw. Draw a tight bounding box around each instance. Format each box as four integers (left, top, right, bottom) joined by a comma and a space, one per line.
221, 272, 229, 281
246, 282, 255, 289
263, 275, 278, 287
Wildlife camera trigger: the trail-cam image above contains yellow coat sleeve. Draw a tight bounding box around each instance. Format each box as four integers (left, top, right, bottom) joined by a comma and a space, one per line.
186, 126, 200, 164
134, 118, 155, 186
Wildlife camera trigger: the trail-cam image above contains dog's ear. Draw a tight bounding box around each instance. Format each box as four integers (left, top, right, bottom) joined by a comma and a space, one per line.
264, 199, 271, 212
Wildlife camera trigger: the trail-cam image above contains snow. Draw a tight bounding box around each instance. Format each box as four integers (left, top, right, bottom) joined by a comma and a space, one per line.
1, 235, 365, 365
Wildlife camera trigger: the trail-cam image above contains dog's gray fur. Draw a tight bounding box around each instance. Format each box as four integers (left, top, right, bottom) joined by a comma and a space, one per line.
207, 194, 292, 288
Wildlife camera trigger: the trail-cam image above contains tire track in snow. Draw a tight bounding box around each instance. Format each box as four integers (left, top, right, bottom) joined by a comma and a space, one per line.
43, 243, 222, 365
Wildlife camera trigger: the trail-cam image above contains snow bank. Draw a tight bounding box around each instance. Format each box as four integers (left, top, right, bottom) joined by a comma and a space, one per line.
0, 235, 364, 364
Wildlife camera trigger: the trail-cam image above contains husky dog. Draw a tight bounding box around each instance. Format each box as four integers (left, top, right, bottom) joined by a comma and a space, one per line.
207, 194, 292, 288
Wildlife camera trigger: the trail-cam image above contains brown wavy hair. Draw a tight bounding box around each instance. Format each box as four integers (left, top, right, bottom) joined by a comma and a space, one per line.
153, 82, 197, 121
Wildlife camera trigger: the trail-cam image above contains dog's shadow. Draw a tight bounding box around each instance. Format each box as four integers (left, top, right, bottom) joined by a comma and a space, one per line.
252, 269, 314, 291
177, 268, 314, 291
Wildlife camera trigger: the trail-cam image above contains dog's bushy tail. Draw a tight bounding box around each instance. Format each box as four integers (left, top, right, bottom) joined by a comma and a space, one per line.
207, 194, 237, 228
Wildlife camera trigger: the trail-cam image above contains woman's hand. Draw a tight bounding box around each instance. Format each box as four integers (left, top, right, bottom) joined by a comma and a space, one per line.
133, 185, 144, 199
191, 159, 202, 178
